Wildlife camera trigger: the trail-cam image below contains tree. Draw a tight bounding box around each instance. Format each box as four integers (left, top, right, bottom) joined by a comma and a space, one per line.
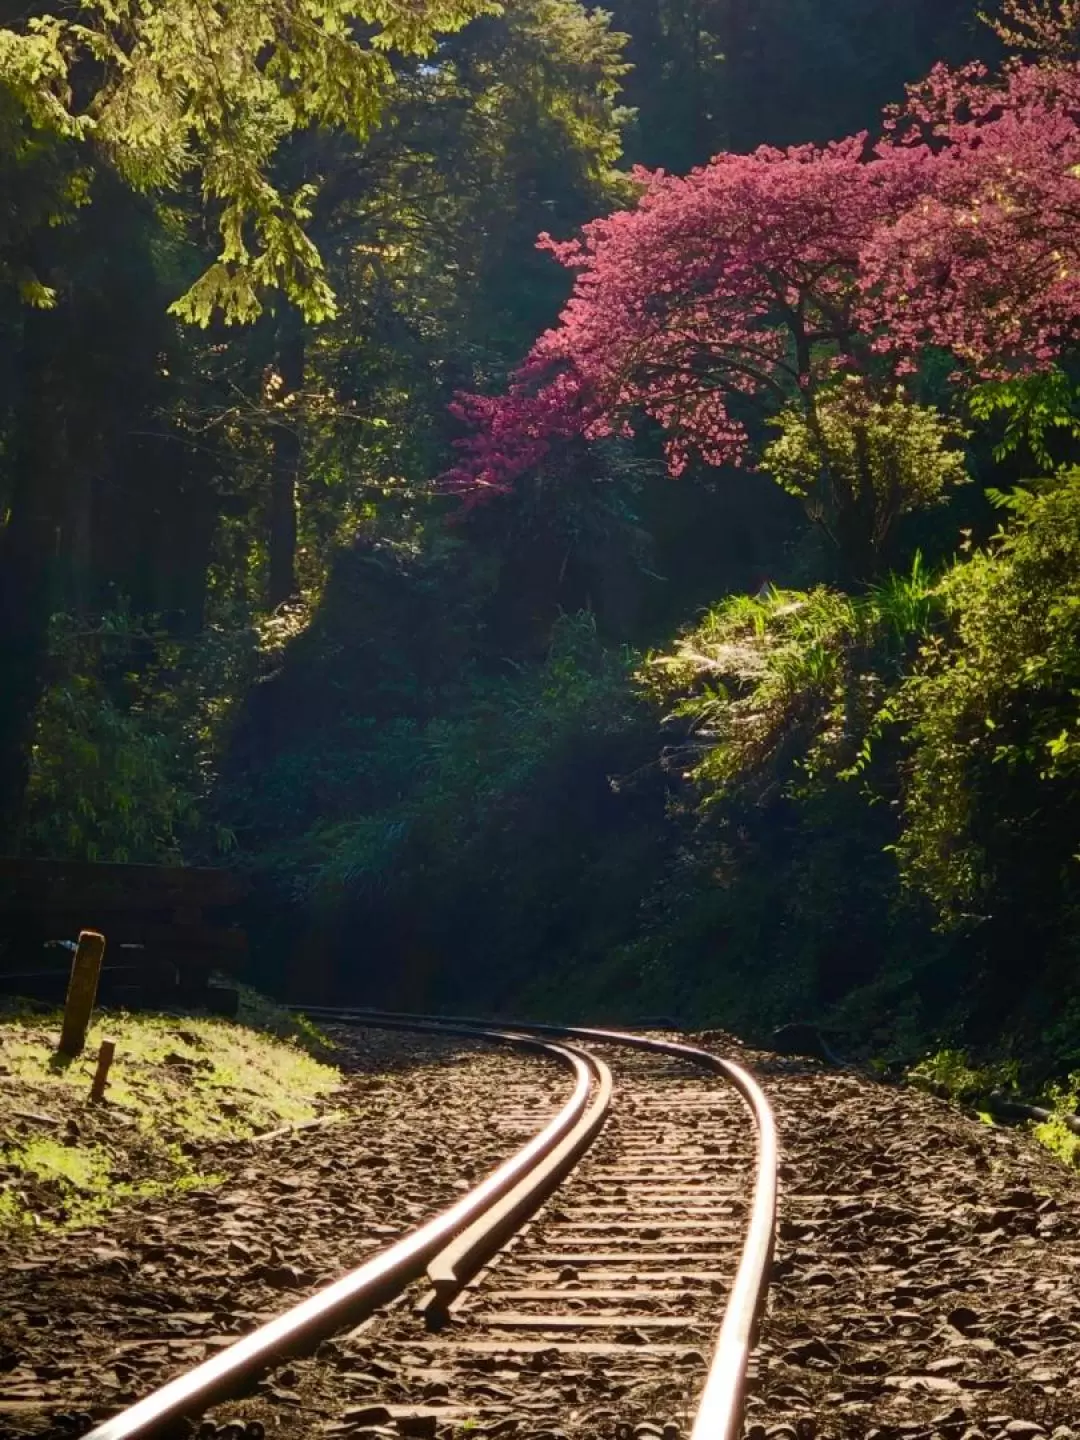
0, 0, 501, 839
442, 136, 958, 581
258, 0, 631, 612
609, 0, 990, 169
446, 56, 1080, 580
0, 0, 499, 324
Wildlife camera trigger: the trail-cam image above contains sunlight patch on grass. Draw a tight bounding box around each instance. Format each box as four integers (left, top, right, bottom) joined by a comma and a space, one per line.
0, 1006, 342, 1233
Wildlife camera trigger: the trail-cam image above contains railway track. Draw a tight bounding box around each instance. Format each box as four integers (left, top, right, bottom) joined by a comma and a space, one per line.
79, 1013, 776, 1440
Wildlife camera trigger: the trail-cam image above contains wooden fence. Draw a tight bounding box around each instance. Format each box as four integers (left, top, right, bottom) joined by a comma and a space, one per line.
0, 858, 248, 1015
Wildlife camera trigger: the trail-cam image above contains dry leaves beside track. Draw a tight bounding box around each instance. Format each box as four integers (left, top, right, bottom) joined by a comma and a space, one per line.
742, 1048, 1080, 1440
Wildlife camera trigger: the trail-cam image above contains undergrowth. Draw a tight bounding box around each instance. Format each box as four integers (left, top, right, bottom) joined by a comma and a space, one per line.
909, 1047, 1080, 1169
1031, 1072, 1080, 1168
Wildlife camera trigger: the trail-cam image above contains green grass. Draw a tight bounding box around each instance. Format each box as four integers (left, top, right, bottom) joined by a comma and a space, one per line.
1033, 1076, 1080, 1169
15, 1134, 113, 1190
0, 1004, 342, 1232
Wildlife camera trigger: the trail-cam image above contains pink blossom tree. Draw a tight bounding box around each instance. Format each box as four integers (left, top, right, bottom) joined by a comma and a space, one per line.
444, 57, 1080, 579
445, 138, 929, 481
863, 61, 1080, 376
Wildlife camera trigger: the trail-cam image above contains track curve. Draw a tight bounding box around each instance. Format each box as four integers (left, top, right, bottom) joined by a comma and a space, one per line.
297, 1009, 778, 1440
83, 1022, 610, 1440
74, 1010, 775, 1440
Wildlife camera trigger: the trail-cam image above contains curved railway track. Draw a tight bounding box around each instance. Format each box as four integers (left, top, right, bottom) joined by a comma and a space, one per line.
79, 1013, 776, 1440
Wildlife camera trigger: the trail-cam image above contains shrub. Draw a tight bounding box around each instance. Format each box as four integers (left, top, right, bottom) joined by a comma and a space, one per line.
640, 555, 939, 811
895, 471, 1080, 926
764, 378, 968, 580
608, 560, 948, 1026
22, 609, 257, 862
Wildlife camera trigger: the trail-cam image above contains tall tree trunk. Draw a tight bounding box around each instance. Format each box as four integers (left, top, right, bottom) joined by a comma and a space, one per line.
268, 305, 306, 608
0, 309, 66, 847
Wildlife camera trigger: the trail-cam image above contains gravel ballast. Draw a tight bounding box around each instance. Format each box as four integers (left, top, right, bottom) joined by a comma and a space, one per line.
1, 1026, 1078, 1440
0, 1026, 569, 1440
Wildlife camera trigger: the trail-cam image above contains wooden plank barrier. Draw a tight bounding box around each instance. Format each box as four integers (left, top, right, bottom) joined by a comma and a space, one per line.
0, 859, 248, 1015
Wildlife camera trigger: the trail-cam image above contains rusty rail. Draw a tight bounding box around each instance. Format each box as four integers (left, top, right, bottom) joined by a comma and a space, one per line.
298, 1006, 778, 1440
84, 1020, 611, 1440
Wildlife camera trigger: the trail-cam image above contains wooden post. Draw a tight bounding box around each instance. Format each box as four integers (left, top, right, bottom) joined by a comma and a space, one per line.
89, 1038, 116, 1103
58, 930, 106, 1057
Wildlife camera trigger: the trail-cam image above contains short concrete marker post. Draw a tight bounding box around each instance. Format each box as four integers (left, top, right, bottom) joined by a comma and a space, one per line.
90, 1038, 117, 1104
58, 930, 106, 1058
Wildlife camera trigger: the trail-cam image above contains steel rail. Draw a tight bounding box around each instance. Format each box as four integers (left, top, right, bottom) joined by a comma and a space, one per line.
84, 1021, 611, 1440
424, 1051, 613, 1312
296, 1005, 778, 1440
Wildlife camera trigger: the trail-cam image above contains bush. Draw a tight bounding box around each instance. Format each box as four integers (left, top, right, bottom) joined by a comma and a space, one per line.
764, 377, 969, 579
580, 562, 953, 1033
640, 555, 939, 811
301, 610, 645, 900
896, 471, 1080, 933
22, 608, 259, 862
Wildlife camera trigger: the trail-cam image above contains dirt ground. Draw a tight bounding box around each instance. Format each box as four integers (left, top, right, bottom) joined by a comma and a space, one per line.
1, 1026, 1077, 1440
738, 1044, 1080, 1440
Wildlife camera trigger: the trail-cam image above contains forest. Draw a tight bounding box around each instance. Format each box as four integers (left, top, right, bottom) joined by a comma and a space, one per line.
2, 0, 1079, 1082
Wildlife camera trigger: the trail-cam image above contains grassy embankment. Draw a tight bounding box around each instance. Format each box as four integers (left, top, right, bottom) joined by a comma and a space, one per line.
0, 990, 340, 1232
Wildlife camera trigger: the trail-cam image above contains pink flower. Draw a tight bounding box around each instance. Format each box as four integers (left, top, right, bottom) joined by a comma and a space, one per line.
443, 61, 1080, 500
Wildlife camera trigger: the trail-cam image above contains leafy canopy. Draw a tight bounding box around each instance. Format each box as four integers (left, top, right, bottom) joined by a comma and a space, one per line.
0, 0, 499, 322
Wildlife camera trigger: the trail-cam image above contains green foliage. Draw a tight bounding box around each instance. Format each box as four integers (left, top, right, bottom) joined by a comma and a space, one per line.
870, 550, 940, 644
21, 610, 258, 862
763, 377, 969, 577
895, 470, 1080, 922
968, 367, 1080, 471
4, 0, 633, 852
0, 0, 499, 321
0, 70, 90, 306
1033, 1075, 1080, 1168
25, 668, 198, 864
560, 558, 951, 1034
910, 1048, 1080, 1170
267, 610, 643, 898
908, 1046, 1019, 1104
640, 555, 940, 810
6, 0, 1080, 1100
216, 578, 661, 1008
